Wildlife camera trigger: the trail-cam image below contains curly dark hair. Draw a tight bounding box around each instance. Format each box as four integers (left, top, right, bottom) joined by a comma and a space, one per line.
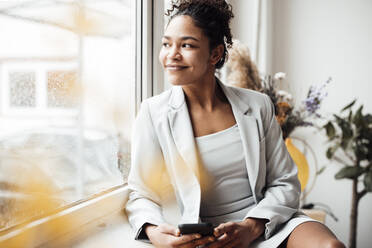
166, 0, 234, 69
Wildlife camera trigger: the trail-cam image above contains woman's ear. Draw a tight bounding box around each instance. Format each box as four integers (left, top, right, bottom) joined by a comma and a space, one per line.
210, 44, 224, 66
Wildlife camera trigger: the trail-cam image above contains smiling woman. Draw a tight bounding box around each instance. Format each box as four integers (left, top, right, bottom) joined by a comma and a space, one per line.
159, 15, 216, 87
125, 1, 345, 248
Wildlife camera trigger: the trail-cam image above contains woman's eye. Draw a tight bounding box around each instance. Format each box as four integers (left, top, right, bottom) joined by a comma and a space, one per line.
182, 43, 193, 48
162, 42, 170, 47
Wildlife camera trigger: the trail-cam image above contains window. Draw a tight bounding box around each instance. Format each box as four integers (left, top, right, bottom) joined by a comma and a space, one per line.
9, 71, 36, 107
47, 70, 78, 108
0, 0, 136, 232
2, 61, 79, 116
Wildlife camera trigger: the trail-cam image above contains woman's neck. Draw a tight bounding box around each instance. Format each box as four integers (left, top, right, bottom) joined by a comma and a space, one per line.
181, 73, 224, 112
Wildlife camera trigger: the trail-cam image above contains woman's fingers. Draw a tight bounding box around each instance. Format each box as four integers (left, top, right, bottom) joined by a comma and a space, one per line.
172, 233, 201, 246
214, 222, 236, 237
159, 223, 181, 236
148, 224, 217, 248
206, 233, 235, 248
178, 235, 215, 248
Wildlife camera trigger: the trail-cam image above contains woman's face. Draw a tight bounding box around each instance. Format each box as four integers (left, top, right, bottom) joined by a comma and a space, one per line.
159, 15, 217, 86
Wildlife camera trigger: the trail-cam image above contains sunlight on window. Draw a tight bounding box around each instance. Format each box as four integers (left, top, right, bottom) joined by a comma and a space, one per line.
0, 0, 134, 231
47, 71, 78, 108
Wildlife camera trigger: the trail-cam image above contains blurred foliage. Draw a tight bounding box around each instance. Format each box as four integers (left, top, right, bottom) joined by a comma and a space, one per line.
323, 100, 372, 192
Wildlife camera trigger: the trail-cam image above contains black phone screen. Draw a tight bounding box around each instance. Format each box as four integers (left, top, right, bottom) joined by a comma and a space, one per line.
178, 223, 214, 236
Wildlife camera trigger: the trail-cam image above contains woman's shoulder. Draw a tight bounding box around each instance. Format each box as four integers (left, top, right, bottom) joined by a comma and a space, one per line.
139, 87, 174, 120
224, 83, 271, 110
143, 87, 173, 106
225, 83, 266, 98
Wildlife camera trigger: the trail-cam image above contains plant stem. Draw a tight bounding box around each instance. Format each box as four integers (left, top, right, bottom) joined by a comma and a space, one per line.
349, 158, 365, 248
349, 178, 358, 248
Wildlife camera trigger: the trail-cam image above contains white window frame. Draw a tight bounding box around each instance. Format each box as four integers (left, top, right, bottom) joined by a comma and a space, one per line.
137, 0, 165, 107
0, 0, 163, 246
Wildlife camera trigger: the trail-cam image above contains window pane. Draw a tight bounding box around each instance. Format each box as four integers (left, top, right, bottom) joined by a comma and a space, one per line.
9, 71, 36, 107
0, 0, 134, 231
47, 71, 78, 108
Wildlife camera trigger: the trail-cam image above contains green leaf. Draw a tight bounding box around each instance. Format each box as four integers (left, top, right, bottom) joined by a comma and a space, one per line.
324, 122, 336, 139
333, 115, 353, 149
341, 126, 353, 149
341, 99, 356, 112
368, 163, 372, 171
353, 105, 364, 127
364, 171, 372, 192
348, 110, 353, 122
335, 166, 365, 180
326, 146, 337, 159
333, 114, 343, 122
364, 114, 372, 124
316, 166, 327, 175
353, 143, 369, 161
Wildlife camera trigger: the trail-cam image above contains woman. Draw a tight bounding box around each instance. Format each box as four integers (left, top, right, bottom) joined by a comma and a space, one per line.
125, 1, 345, 247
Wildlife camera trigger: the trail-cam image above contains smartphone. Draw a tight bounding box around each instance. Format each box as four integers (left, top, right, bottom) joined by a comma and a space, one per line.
178, 223, 214, 236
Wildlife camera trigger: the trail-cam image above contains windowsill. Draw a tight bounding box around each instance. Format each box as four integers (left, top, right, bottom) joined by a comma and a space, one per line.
40, 207, 152, 248
0, 185, 134, 248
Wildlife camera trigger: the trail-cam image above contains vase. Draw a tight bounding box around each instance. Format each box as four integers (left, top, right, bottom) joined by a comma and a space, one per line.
285, 138, 309, 192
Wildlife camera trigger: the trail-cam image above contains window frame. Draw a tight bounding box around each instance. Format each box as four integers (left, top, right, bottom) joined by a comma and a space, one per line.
137, 0, 165, 108
0, 0, 163, 246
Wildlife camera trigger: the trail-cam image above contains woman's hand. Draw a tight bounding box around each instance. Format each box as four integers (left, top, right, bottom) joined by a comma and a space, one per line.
205, 218, 268, 248
146, 223, 215, 248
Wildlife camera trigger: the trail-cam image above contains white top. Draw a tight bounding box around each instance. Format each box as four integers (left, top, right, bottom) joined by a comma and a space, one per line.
195, 124, 255, 225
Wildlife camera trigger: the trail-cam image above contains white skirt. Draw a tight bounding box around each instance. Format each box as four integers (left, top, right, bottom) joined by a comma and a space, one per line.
250, 212, 319, 248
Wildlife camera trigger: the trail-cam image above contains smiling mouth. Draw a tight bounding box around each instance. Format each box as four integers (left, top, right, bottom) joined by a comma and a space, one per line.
166, 65, 189, 71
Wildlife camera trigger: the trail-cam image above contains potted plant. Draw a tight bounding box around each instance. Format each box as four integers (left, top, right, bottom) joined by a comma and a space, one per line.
322, 100, 372, 248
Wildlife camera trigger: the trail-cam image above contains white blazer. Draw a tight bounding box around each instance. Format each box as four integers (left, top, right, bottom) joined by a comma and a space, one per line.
125, 79, 311, 244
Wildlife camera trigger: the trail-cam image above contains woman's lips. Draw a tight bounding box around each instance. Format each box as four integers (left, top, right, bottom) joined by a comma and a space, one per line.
166, 65, 189, 71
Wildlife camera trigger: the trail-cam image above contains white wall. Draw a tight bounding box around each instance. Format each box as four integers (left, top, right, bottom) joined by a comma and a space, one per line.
270, 0, 372, 247
229, 0, 276, 75
228, 0, 258, 55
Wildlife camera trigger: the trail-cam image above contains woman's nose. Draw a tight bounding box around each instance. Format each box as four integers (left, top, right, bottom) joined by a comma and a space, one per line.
167, 45, 181, 60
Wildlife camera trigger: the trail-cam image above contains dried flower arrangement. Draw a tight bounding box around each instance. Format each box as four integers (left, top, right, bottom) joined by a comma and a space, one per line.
261, 74, 331, 139
226, 40, 261, 91
226, 40, 330, 139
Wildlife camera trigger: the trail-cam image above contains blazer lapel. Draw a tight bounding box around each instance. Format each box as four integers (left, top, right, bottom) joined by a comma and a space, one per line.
167, 86, 201, 223
167, 86, 200, 180
219, 81, 260, 194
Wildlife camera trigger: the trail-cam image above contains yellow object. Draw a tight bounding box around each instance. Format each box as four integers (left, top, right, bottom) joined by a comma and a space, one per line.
302, 209, 326, 223
285, 138, 309, 192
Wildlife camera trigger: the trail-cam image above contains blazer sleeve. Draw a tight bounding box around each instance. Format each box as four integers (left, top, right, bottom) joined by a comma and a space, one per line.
245, 94, 301, 240
125, 100, 167, 241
